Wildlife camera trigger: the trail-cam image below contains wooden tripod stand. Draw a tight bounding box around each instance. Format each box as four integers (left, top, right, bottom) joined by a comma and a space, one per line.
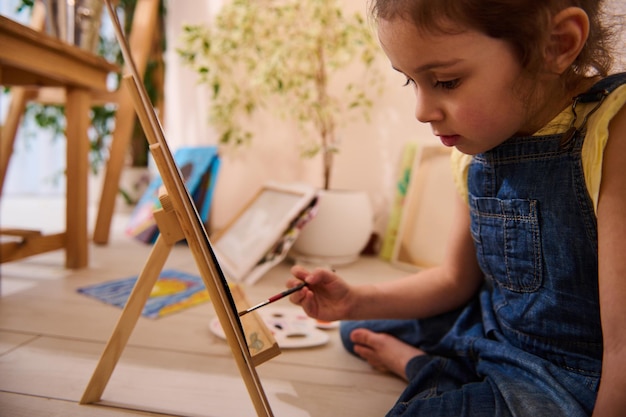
80, 2, 281, 415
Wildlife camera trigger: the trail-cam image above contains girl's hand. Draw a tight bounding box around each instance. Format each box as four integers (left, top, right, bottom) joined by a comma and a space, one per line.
287, 265, 354, 322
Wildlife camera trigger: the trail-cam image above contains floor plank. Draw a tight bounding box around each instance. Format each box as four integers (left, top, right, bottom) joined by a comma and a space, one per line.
0, 391, 175, 417
0, 334, 404, 416
0, 196, 409, 416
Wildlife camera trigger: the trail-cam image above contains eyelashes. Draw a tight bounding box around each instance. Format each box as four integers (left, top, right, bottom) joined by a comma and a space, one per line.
434, 79, 460, 89
402, 77, 460, 90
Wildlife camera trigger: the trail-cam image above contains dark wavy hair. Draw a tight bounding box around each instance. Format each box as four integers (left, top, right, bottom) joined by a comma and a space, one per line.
368, 0, 618, 89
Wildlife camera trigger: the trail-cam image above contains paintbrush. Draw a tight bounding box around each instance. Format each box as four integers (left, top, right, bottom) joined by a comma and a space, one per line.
238, 282, 308, 317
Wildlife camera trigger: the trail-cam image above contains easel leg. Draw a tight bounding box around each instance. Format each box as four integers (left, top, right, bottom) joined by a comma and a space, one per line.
80, 234, 173, 404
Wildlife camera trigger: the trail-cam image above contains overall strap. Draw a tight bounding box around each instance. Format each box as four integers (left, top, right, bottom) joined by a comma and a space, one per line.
561, 73, 626, 147
577, 72, 626, 103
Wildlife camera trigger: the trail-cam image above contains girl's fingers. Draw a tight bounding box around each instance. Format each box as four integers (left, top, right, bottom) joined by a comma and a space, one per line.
290, 264, 310, 278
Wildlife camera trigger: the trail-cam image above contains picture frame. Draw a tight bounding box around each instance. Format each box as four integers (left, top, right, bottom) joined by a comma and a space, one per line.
391, 146, 457, 271
126, 146, 220, 243
212, 182, 318, 283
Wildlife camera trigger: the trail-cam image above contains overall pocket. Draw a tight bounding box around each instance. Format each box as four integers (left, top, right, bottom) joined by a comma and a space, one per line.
469, 197, 542, 293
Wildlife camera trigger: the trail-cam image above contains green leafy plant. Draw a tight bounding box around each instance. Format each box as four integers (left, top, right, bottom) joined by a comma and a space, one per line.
178, 0, 382, 190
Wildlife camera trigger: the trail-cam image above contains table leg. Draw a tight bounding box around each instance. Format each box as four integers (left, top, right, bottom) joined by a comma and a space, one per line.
64, 87, 90, 268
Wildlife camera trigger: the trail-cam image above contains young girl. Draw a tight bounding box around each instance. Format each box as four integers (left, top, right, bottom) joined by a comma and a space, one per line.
287, 1, 626, 416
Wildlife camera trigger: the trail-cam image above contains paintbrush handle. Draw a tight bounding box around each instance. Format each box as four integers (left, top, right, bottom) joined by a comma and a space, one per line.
267, 282, 307, 302
238, 282, 307, 317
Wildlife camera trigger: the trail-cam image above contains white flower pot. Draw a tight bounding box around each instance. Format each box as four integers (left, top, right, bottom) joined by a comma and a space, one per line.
291, 189, 373, 266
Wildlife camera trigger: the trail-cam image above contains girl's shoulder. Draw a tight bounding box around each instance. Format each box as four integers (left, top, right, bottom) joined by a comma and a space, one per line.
580, 77, 626, 212
449, 74, 626, 206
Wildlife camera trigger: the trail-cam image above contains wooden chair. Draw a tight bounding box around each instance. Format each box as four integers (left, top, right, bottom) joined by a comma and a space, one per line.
0, 0, 161, 246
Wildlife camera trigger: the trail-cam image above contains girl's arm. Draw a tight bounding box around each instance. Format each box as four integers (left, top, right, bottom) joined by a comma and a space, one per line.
290, 193, 484, 321
593, 103, 626, 417
349, 193, 484, 320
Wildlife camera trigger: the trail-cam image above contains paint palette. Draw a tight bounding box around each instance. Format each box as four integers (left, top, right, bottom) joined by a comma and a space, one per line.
210, 306, 331, 349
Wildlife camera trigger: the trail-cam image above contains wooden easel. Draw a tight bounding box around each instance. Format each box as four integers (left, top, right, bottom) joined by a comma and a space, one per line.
80, 2, 280, 415
80, 182, 280, 414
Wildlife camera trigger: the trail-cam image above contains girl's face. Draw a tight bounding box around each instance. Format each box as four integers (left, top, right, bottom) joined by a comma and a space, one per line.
378, 17, 538, 155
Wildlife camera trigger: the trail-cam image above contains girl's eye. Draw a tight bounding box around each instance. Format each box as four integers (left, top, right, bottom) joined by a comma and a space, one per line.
402, 77, 416, 87
434, 79, 460, 90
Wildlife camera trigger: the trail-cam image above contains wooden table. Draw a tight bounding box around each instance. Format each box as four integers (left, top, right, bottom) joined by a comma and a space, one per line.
0, 15, 119, 268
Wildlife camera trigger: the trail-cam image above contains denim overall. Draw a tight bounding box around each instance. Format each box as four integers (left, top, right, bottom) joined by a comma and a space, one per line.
340, 73, 626, 416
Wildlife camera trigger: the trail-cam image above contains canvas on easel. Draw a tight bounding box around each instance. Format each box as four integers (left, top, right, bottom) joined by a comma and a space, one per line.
80, 2, 279, 416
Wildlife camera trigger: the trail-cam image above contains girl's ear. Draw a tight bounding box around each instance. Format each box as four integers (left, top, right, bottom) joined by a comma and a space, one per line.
546, 7, 589, 74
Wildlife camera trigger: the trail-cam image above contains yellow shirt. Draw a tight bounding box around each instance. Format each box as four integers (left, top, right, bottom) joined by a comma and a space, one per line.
451, 83, 626, 213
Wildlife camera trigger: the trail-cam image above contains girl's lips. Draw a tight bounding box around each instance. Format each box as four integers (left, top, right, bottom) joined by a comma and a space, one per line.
439, 134, 461, 147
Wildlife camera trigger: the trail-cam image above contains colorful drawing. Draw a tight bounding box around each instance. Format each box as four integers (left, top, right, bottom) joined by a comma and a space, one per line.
76, 269, 210, 319
126, 146, 220, 243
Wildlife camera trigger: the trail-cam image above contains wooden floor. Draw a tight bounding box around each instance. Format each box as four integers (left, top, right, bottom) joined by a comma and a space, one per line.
0, 196, 408, 417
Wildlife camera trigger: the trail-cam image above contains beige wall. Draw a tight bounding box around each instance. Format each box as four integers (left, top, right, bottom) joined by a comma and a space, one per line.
164, 0, 626, 236
164, 0, 438, 236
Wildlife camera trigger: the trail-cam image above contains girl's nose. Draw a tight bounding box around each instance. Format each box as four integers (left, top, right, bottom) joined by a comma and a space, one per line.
414, 91, 443, 123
